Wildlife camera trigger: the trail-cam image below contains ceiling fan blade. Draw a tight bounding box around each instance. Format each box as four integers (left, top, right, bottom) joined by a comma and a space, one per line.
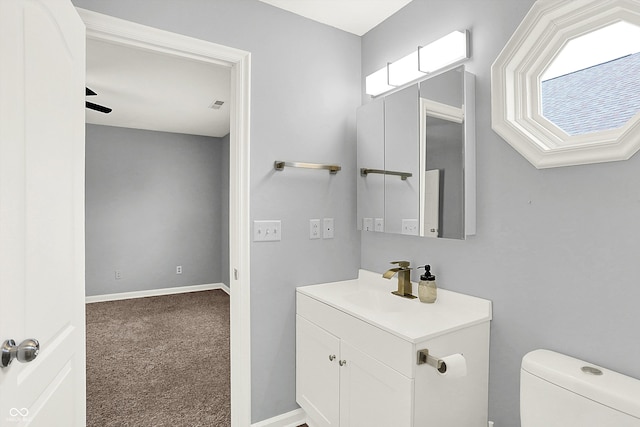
86, 101, 112, 114
86, 87, 97, 96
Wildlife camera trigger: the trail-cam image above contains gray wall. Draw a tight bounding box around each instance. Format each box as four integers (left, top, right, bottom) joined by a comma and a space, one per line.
85, 124, 227, 296
74, 1, 362, 422
362, 1, 640, 426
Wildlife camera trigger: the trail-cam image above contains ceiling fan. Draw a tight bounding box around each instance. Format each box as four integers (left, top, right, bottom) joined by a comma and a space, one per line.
85, 87, 112, 114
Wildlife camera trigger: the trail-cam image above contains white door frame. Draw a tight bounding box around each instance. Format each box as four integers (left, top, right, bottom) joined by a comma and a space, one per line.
77, 9, 252, 426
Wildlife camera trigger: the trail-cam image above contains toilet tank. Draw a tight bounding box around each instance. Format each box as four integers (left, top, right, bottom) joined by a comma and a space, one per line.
521, 349, 640, 427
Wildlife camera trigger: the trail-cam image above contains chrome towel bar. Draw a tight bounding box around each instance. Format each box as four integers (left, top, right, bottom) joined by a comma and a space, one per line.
360, 168, 412, 180
274, 161, 341, 174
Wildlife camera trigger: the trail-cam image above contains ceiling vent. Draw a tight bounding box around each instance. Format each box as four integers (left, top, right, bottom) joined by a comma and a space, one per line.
209, 100, 225, 110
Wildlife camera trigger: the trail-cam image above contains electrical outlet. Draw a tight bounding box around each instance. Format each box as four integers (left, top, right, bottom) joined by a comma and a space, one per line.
309, 219, 320, 239
115, 270, 122, 280
253, 220, 282, 242
176, 265, 182, 274
374, 218, 384, 232
323, 218, 334, 239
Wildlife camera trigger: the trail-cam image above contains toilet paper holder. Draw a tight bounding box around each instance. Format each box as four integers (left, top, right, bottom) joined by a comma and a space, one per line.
417, 348, 447, 373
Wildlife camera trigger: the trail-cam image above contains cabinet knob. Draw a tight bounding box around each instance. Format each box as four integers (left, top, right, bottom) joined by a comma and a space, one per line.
329, 355, 336, 361
339, 360, 347, 366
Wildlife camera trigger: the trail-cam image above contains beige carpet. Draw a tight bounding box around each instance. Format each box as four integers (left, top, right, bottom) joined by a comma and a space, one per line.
86, 290, 230, 427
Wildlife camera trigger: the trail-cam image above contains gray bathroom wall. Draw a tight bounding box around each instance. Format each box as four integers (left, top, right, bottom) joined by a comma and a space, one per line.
362, 1, 640, 426
74, 1, 361, 422
85, 124, 226, 296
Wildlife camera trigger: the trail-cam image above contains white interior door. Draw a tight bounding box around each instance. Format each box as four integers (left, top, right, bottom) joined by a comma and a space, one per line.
0, 0, 86, 425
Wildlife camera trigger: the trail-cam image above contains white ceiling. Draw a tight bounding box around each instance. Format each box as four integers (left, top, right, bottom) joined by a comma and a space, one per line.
85, 1, 407, 137
257, 0, 412, 36
86, 38, 230, 138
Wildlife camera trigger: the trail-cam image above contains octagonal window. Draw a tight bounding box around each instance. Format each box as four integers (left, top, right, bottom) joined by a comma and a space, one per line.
540, 21, 640, 136
492, 0, 640, 168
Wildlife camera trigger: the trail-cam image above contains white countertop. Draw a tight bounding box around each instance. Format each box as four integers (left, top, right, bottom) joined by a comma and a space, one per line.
297, 269, 492, 343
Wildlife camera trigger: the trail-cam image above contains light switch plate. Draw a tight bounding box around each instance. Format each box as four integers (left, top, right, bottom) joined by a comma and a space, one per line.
254, 220, 281, 242
401, 219, 419, 236
363, 218, 373, 231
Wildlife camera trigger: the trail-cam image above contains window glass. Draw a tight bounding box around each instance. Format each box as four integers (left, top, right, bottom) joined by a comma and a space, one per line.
541, 21, 640, 136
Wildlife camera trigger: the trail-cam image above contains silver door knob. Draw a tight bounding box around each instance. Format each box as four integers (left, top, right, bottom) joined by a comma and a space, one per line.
1, 339, 40, 368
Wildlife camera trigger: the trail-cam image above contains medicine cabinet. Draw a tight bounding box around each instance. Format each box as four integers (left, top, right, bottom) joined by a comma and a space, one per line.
357, 65, 475, 239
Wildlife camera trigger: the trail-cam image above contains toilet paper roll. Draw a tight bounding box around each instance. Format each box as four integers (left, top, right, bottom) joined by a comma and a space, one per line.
438, 353, 467, 378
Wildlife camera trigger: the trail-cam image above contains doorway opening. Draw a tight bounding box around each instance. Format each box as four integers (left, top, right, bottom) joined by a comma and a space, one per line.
78, 8, 251, 427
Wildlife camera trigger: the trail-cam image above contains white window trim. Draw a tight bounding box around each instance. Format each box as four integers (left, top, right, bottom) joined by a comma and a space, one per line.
491, 0, 640, 168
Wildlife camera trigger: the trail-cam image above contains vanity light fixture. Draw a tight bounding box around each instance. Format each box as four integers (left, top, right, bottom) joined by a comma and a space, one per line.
388, 50, 424, 86
418, 30, 469, 73
365, 30, 470, 97
365, 66, 395, 97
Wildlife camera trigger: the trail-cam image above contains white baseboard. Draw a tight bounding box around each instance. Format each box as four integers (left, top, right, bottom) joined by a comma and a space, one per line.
251, 408, 307, 427
86, 282, 230, 303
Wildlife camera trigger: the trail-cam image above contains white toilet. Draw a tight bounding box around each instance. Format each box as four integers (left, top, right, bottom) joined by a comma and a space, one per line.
521, 349, 640, 426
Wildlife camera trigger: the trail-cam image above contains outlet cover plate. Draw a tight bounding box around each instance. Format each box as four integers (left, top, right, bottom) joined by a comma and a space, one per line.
309, 219, 321, 240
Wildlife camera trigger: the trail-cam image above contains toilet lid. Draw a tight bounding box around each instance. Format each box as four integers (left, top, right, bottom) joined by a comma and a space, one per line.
522, 349, 640, 419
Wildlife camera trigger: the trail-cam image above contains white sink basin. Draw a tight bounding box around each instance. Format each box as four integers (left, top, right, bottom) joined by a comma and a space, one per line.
297, 269, 492, 343
341, 289, 407, 313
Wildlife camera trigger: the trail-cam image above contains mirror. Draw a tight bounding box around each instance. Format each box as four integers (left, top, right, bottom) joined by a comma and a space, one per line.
419, 69, 464, 239
356, 97, 385, 232
384, 84, 420, 235
357, 65, 475, 239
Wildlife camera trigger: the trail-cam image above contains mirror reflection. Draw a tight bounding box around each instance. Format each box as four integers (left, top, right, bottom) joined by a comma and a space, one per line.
541, 21, 640, 136
419, 68, 465, 239
384, 84, 419, 235
357, 65, 475, 240
356, 98, 385, 232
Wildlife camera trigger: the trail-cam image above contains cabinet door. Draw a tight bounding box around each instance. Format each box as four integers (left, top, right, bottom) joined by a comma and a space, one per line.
357, 98, 385, 231
339, 341, 414, 427
384, 84, 420, 235
296, 315, 340, 427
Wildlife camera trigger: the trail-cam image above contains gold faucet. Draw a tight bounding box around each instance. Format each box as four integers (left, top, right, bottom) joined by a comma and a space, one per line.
382, 261, 417, 299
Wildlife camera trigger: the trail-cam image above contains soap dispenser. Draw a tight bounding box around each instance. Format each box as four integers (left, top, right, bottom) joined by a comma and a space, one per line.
418, 265, 437, 303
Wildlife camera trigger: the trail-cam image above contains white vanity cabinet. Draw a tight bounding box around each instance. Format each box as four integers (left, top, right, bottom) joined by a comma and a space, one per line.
296, 316, 340, 427
296, 270, 492, 427
296, 314, 412, 427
